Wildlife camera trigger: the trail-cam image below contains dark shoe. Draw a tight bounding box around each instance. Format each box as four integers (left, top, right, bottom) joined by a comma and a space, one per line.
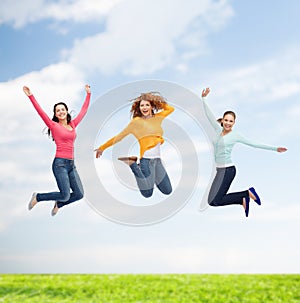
51, 202, 59, 217
28, 192, 37, 210
244, 196, 250, 217
249, 187, 261, 205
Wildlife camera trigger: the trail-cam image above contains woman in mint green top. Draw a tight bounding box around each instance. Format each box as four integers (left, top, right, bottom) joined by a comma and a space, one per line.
201, 87, 287, 217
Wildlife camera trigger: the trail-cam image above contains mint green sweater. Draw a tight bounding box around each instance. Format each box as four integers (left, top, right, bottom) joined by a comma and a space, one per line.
202, 97, 277, 167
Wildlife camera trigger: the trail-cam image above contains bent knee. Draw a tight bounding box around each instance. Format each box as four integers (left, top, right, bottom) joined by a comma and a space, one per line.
162, 188, 172, 195
141, 190, 153, 198
59, 193, 71, 202
208, 199, 218, 207
77, 191, 84, 200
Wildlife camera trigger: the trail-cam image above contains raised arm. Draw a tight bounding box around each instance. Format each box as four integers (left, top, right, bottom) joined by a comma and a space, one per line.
72, 84, 91, 127
201, 87, 222, 132
23, 86, 53, 128
157, 103, 175, 117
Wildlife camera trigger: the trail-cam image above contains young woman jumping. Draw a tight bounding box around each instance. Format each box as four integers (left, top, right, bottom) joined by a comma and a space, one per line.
23, 84, 91, 216
201, 87, 287, 217
95, 92, 174, 198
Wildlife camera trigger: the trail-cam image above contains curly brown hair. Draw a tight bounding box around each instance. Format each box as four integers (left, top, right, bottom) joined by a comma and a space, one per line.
130, 92, 167, 118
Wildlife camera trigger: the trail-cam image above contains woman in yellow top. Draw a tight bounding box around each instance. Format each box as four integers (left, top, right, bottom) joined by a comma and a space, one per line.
95, 92, 174, 198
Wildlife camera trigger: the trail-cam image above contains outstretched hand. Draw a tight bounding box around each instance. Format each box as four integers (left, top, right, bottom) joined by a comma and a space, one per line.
23, 86, 32, 96
94, 148, 103, 158
201, 87, 210, 98
85, 84, 91, 94
277, 147, 287, 153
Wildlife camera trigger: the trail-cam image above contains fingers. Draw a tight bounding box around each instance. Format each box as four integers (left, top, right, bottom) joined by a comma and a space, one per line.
94, 148, 103, 158
23, 86, 31, 96
277, 147, 288, 153
85, 84, 91, 93
201, 87, 210, 97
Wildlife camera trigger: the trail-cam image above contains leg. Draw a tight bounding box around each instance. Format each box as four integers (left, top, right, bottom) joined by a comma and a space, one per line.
36, 158, 71, 203
130, 158, 155, 198
154, 158, 172, 195
208, 166, 248, 206
57, 164, 84, 208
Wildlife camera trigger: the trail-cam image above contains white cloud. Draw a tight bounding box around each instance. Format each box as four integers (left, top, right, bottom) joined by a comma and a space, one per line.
0, 62, 86, 143
0, 0, 125, 28
1, 0, 234, 76
195, 46, 300, 107
67, 0, 234, 76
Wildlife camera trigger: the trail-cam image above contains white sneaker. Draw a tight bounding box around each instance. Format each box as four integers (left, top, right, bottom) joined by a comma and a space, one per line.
51, 202, 59, 216
28, 192, 37, 210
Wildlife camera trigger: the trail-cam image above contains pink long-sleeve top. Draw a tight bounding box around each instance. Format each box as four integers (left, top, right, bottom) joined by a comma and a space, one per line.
28, 93, 91, 159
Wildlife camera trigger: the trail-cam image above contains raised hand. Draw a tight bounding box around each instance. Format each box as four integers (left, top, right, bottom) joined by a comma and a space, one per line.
23, 86, 32, 96
201, 87, 210, 98
85, 84, 91, 94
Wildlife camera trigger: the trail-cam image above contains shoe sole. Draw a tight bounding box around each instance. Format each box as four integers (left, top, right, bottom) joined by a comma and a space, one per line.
118, 156, 138, 162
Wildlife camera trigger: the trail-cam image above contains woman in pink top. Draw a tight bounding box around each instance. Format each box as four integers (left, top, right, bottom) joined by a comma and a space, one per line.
23, 84, 91, 216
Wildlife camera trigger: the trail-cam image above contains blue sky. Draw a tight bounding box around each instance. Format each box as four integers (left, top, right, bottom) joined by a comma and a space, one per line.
0, 0, 299, 273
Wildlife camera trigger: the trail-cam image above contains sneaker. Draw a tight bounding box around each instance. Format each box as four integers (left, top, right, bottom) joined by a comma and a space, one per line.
28, 192, 37, 210
51, 202, 59, 217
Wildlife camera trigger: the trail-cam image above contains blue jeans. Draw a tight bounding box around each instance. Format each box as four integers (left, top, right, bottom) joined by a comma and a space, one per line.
130, 158, 172, 198
36, 158, 84, 208
208, 166, 248, 206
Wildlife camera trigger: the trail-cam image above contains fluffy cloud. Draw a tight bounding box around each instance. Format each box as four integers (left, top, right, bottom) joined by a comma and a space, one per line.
0, 0, 125, 28
67, 0, 234, 75
198, 46, 300, 106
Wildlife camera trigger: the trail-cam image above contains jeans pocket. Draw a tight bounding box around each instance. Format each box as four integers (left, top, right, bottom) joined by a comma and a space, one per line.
53, 158, 67, 168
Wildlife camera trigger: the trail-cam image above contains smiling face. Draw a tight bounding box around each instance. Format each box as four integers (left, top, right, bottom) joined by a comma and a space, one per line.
139, 100, 153, 118
55, 104, 68, 122
222, 113, 235, 132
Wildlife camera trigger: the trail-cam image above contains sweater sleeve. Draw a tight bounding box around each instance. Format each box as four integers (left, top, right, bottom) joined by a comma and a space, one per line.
237, 132, 277, 151
72, 93, 91, 127
99, 123, 132, 151
202, 97, 222, 132
28, 95, 53, 128
157, 103, 174, 117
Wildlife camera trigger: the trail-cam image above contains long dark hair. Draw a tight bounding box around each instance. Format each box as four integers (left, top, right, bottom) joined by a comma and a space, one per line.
217, 110, 236, 127
130, 92, 167, 118
48, 102, 71, 139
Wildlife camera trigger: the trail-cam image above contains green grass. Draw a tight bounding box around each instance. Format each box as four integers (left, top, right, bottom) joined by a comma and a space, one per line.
0, 274, 299, 303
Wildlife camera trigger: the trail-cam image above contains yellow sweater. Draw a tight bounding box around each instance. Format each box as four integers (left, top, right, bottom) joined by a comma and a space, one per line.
99, 103, 174, 158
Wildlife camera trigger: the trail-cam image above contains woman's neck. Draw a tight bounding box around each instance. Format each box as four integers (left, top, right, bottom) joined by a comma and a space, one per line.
59, 119, 68, 125
142, 114, 153, 119
221, 129, 232, 136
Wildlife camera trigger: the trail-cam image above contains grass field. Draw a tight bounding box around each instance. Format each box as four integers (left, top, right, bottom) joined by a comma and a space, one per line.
0, 274, 299, 303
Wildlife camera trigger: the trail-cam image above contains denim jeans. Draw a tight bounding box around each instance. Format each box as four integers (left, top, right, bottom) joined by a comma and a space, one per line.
36, 158, 84, 208
130, 158, 172, 198
208, 165, 248, 206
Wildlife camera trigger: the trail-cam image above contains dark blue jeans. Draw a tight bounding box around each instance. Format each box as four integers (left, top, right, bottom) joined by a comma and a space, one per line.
208, 166, 248, 206
36, 158, 84, 208
130, 158, 172, 198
